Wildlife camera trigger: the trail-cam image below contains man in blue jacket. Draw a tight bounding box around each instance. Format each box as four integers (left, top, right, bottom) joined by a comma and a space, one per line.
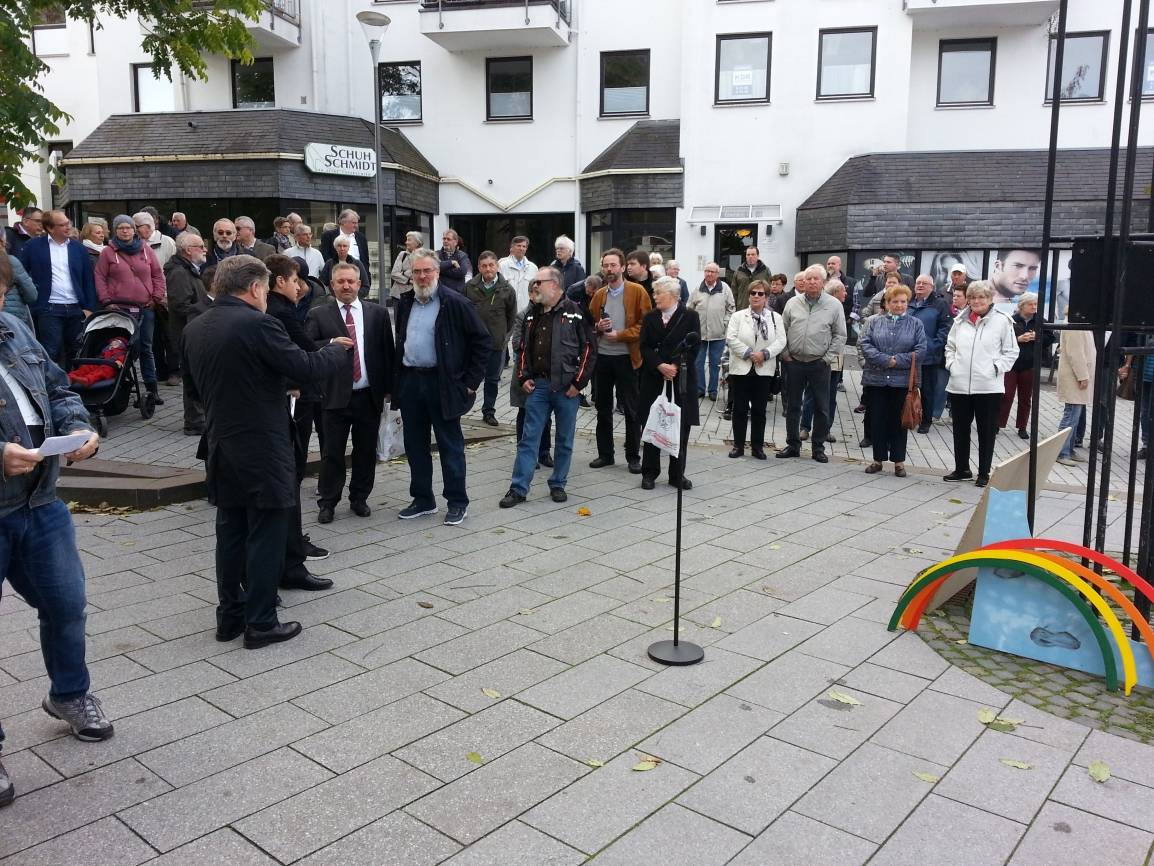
909, 274, 952, 433
392, 249, 489, 526
18, 211, 97, 368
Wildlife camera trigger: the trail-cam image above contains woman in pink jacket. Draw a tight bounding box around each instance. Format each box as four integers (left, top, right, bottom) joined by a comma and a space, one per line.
95, 215, 167, 403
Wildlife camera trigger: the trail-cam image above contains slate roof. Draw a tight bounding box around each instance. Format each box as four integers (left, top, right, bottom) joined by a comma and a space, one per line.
582, 119, 681, 174
63, 108, 438, 177
799, 148, 1153, 210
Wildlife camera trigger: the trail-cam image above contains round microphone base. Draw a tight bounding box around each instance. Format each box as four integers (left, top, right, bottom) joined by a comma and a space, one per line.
647, 639, 705, 667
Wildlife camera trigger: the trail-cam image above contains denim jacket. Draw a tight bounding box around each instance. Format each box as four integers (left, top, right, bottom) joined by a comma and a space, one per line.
0, 313, 92, 515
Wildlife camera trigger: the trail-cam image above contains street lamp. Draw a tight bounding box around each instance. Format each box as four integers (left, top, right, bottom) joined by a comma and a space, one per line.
356, 10, 391, 301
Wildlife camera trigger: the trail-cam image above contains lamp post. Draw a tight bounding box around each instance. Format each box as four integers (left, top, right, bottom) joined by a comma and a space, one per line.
356, 10, 391, 300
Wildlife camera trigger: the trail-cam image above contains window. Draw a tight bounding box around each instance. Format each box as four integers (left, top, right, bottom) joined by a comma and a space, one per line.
132, 64, 176, 113
486, 57, 532, 120
716, 34, 771, 104
379, 61, 422, 122
32, 6, 67, 56
937, 38, 996, 106
817, 27, 877, 99
1141, 30, 1154, 98
1045, 31, 1108, 102
231, 57, 276, 109
586, 208, 674, 267
600, 50, 650, 116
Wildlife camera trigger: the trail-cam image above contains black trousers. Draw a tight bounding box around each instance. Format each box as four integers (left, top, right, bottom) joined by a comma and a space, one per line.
215, 505, 291, 630
785, 359, 831, 451
642, 420, 690, 481
861, 384, 874, 439
318, 390, 380, 508
950, 392, 1001, 476
730, 371, 773, 449
869, 386, 910, 463
294, 399, 325, 470
594, 353, 641, 462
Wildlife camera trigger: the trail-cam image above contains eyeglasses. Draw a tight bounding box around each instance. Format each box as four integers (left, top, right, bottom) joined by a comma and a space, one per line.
530, 278, 556, 287
748, 291, 766, 296
412, 267, 437, 275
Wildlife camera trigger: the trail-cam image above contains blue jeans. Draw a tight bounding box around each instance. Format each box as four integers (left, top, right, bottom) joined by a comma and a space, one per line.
399, 370, 468, 509
138, 307, 157, 386
0, 500, 90, 750
34, 305, 85, 369
511, 380, 579, 494
1058, 403, 1085, 459
922, 363, 948, 420
482, 348, 504, 414
696, 339, 725, 397
802, 370, 841, 431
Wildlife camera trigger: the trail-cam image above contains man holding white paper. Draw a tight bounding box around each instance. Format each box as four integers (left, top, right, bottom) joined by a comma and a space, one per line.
0, 247, 105, 809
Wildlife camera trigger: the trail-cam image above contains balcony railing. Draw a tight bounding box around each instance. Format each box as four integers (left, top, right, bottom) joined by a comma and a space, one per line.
420, 0, 570, 27
189, 0, 299, 24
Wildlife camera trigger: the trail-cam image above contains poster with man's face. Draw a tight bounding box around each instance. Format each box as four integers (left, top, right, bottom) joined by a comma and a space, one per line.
989, 249, 1042, 304
920, 250, 985, 294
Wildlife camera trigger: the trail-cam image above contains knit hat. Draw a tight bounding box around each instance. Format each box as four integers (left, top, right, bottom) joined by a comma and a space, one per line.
112, 214, 135, 232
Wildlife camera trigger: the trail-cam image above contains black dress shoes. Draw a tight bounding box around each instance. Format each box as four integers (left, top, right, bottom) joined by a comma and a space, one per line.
350, 501, 371, 518
641, 476, 656, 490
539, 454, 554, 468
751, 448, 767, 460
669, 477, 693, 490
728, 447, 744, 458
244, 621, 302, 650
627, 460, 643, 474
0, 756, 13, 807
775, 447, 800, 458
812, 451, 829, 464
317, 506, 334, 524
589, 456, 614, 469
280, 572, 333, 591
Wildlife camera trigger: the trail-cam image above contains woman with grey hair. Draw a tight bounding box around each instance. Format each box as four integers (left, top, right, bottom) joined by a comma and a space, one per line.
390, 230, 423, 303
943, 280, 1019, 487
551, 235, 586, 290
638, 277, 701, 489
998, 291, 1052, 439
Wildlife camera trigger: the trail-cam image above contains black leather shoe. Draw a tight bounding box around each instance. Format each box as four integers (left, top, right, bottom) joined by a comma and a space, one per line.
589, 456, 614, 469
975, 474, 990, 488
244, 621, 302, 650
1018, 429, 1029, 440
550, 487, 567, 503
858, 437, 872, 448
751, 448, 767, 460
317, 506, 334, 524
0, 756, 13, 807
280, 572, 333, 591
539, 454, 554, 468
728, 447, 744, 458
669, 477, 693, 490
640, 476, 655, 490
482, 412, 499, 427
917, 424, 931, 434
215, 623, 244, 642
627, 460, 643, 474
812, 451, 829, 464
499, 489, 526, 509
350, 501, 371, 518
943, 470, 974, 482
721, 410, 732, 420
775, 447, 800, 458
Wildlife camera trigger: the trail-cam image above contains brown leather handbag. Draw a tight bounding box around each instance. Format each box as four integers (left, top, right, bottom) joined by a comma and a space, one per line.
901, 352, 923, 430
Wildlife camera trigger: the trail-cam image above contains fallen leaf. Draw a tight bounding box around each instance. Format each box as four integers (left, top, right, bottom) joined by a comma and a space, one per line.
632, 760, 659, 772
576, 506, 591, 517
913, 771, 940, 783
466, 752, 484, 765
949, 497, 963, 504
518, 608, 535, 616
903, 547, 924, 555
653, 596, 673, 603
768, 543, 781, 550
585, 759, 605, 768
417, 601, 434, 609
710, 616, 723, 629
1088, 760, 1111, 783
955, 639, 969, 645
988, 721, 1018, 733
826, 690, 861, 706
1000, 759, 1032, 770
977, 708, 998, 725
493, 528, 505, 534
481, 688, 502, 699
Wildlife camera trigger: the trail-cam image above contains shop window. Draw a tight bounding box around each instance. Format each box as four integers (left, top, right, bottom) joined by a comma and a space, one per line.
1045, 31, 1108, 102
379, 61, 422, 122
716, 34, 771, 104
937, 38, 996, 106
132, 63, 176, 113
486, 57, 532, 120
817, 27, 876, 99
232, 57, 276, 109
586, 208, 675, 267
600, 50, 650, 116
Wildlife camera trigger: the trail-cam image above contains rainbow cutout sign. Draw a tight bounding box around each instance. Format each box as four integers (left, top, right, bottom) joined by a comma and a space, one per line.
889, 490, 1154, 695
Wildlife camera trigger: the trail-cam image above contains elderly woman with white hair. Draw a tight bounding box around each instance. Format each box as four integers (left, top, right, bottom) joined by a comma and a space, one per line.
551, 235, 586, 291
320, 235, 371, 297
998, 291, 1053, 439
638, 276, 701, 490
390, 230, 423, 303
943, 280, 1019, 487
664, 259, 689, 304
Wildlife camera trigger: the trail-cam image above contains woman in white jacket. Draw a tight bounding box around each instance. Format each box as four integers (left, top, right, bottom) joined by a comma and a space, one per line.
725, 280, 786, 459
943, 280, 1019, 487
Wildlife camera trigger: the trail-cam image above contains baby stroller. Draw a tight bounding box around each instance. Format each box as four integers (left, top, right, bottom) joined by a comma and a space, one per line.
67, 309, 155, 436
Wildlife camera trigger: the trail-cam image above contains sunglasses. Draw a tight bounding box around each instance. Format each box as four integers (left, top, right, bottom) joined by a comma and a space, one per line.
530, 278, 556, 287
748, 291, 767, 297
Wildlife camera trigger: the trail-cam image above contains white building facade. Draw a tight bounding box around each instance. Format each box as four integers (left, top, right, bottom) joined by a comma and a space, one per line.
17, 0, 1151, 287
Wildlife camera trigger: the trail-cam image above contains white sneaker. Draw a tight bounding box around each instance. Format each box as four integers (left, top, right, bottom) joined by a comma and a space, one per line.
1057, 457, 1077, 466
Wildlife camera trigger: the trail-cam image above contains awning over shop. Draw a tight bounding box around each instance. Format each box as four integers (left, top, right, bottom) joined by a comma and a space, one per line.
580, 119, 683, 211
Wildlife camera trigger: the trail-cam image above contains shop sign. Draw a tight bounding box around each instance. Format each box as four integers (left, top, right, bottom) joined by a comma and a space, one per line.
304, 142, 377, 177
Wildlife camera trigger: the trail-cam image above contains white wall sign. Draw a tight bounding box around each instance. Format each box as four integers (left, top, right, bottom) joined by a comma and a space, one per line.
304, 142, 377, 177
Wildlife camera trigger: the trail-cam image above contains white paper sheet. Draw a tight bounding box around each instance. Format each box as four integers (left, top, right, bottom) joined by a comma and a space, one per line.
32, 432, 92, 458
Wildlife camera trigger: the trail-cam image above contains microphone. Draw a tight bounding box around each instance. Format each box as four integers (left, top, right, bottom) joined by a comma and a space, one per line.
676, 332, 700, 353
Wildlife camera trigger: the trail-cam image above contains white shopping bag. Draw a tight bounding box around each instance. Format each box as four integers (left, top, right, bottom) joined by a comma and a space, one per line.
640, 382, 682, 458
377, 408, 405, 461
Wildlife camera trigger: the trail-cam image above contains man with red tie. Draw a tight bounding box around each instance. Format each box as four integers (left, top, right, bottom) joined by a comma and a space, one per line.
306, 262, 395, 524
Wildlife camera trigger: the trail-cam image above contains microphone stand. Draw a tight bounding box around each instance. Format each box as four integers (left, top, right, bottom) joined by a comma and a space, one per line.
648, 336, 705, 667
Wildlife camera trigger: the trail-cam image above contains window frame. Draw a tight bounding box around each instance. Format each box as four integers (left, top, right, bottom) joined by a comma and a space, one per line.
378, 60, 423, 123
131, 63, 176, 113
485, 55, 534, 121
1139, 28, 1154, 100
32, 6, 67, 56
936, 37, 997, 107
230, 56, 276, 110
599, 49, 651, 118
714, 32, 772, 105
1044, 29, 1110, 103
816, 26, 878, 101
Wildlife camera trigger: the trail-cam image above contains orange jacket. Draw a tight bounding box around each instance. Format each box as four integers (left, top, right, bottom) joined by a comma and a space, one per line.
588, 280, 652, 369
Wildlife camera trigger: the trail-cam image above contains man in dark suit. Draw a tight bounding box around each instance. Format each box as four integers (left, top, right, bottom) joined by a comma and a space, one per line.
4, 207, 43, 255
306, 261, 395, 524
183, 255, 351, 649
234, 216, 276, 261
19, 211, 97, 369
393, 249, 490, 526
319, 209, 369, 277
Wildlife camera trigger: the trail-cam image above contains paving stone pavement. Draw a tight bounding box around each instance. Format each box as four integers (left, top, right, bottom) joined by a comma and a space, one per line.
2, 435, 1154, 864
